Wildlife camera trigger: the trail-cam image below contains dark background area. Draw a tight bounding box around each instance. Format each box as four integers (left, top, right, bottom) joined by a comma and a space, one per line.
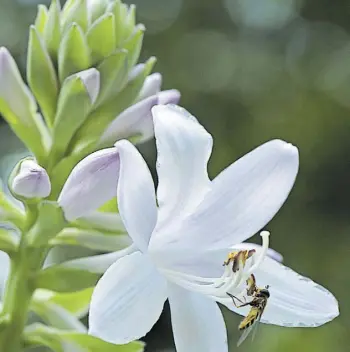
0, 0, 349, 351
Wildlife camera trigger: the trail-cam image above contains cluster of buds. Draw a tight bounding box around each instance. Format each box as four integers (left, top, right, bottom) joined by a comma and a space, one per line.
0, 0, 180, 196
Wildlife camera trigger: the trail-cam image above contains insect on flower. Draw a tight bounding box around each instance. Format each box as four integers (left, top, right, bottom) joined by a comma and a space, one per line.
227, 274, 270, 347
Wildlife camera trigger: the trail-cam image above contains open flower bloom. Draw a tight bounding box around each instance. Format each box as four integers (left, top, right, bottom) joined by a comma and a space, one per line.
88, 105, 339, 351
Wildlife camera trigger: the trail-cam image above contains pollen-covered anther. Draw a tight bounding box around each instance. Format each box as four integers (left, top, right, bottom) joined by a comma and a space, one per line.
223, 249, 256, 272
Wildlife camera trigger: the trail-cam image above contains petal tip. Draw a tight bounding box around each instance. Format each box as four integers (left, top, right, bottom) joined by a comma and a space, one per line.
273, 139, 299, 157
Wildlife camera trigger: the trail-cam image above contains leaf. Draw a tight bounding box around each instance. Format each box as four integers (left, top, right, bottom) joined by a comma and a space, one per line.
30, 299, 87, 332
74, 211, 125, 233
95, 49, 128, 106
0, 186, 25, 230
44, 0, 61, 60
0, 229, 18, 254
50, 228, 131, 251
34, 287, 94, 318
88, 0, 110, 25
34, 5, 49, 34
25, 324, 145, 352
36, 266, 100, 292
107, 0, 123, 47
61, 0, 88, 33
58, 23, 91, 82
87, 13, 116, 64
123, 25, 144, 71
36, 248, 133, 292
50, 72, 95, 164
27, 26, 59, 128
0, 48, 49, 163
122, 5, 136, 42
26, 201, 66, 246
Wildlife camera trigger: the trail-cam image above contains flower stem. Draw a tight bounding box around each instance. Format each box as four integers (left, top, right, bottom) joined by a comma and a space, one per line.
0, 207, 49, 352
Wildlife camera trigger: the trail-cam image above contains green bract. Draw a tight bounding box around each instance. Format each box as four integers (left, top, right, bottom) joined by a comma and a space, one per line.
1, 0, 157, 186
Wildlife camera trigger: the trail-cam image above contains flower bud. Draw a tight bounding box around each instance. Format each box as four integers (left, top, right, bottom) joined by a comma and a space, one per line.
99, 89, 181, 146
137, 72, 162, 101
76, 68, 100, 105
11, 160, 51, 199
58, 148, 120, 221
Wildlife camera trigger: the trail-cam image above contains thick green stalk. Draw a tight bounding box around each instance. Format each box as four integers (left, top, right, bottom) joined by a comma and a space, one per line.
0, 207, 50, 352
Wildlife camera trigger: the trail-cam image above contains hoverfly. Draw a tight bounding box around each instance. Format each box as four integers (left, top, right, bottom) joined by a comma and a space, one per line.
227, 274, 270, 346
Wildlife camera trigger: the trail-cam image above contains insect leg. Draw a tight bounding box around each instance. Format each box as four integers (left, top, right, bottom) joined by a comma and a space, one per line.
227, 292, 252, 308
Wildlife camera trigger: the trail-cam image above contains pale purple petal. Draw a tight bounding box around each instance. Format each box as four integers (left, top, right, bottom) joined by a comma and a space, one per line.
157, 89, 181, 105
137, 72, 162, 101
76, 68, 100, 104
58, 148, 120, 221
98, 95, 158, 146
12, 159, 51, 198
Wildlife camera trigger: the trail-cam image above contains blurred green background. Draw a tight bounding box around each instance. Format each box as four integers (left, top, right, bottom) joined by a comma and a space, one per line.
1, 0, 349, 351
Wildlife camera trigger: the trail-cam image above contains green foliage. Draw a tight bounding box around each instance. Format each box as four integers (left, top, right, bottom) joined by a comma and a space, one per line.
27, 26, 59, 128
58, 24, 91, 82
87, 13, 117, 64
33, 288, 94, 318
43, 0, 61, 59
50, 71, 96, 165
24, 324, 144, 352
36, 266, 100, 292
26, 201, 66, 246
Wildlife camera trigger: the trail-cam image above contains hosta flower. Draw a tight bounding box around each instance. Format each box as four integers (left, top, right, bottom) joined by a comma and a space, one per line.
88, 105, 339, 351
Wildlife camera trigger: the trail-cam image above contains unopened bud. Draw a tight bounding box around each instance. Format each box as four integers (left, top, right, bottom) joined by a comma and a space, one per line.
11, 160, 51, 199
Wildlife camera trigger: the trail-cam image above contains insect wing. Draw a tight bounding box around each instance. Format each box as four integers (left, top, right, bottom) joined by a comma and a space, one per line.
237, 321, 256, 347
237, 303, 266, 347
250, 309, 263, 342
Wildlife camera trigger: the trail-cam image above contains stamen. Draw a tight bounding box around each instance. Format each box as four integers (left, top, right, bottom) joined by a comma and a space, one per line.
247, 231, 270, 275
163, 232, 271, 300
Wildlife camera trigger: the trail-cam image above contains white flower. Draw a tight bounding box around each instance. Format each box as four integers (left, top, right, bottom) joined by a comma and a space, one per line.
88, 105, 339, 351
11, 160, 51, 199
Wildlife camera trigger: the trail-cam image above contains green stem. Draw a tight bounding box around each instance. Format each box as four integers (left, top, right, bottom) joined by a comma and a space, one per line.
0, 207, 49, 352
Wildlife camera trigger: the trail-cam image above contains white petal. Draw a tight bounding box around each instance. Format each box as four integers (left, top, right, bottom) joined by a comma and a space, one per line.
58, 148, 120, 221
11, 159, 51, 198
0, 250, 10, 298
137, 72, 162, 101
157, 89, 181, 105
115, 140, 157, 252
168, 284, 227, 352
150, 105, 213, 237
88, 251, 168, 344
76, 68, 100, 104
226, 256, 339, 327
159, 139, 299, 251
99, 95, 158, 146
